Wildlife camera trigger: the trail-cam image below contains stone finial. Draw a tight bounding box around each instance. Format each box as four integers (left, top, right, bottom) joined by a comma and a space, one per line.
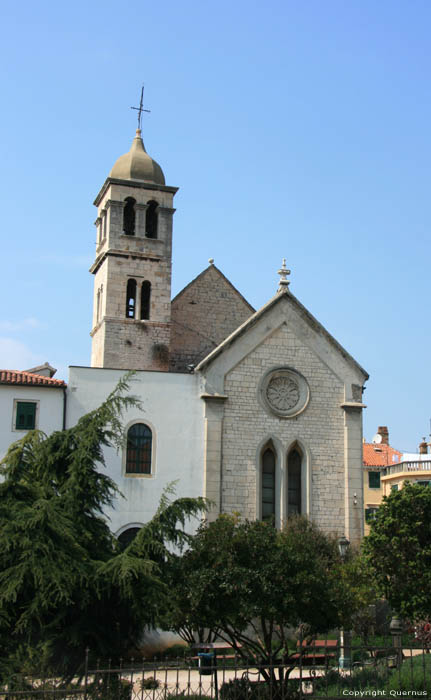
208, 258, 214, 265
277, 258, 291, 292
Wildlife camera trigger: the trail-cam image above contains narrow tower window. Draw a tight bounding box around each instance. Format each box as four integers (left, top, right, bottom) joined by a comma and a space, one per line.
146, 200, 158, 239
140, 281, 151, 320
123, 197, 136, 235
261, 446, 276, 523
287, 448, 302, 515
126, 279, 137, 318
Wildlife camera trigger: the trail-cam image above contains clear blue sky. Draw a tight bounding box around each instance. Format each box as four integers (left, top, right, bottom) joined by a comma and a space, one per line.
1, 0, 430, 451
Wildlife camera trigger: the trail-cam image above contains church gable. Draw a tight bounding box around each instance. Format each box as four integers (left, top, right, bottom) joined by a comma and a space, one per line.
197, 290, 368, 395
169, 263, 255, 372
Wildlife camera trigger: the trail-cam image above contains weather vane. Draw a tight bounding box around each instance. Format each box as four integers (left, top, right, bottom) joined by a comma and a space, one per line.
131, 85, 151, 130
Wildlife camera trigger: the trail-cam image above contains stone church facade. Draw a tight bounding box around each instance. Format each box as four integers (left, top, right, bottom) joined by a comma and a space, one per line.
66, 128, 368, 544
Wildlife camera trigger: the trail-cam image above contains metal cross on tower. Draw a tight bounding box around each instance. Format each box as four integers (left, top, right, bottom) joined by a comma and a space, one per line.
131, 85, 151, 130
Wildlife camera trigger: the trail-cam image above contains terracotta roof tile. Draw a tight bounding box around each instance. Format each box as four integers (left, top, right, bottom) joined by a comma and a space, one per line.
0, 370, 66, 388
363, 442, 402, 467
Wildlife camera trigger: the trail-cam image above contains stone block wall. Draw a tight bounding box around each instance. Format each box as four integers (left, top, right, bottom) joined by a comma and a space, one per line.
221, 323, 346, 536
170, 265, 254, 372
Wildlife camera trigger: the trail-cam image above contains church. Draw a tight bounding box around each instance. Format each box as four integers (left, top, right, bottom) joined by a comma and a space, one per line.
2, 126, 369, 545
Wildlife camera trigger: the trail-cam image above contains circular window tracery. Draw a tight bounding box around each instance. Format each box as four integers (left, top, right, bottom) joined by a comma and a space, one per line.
260, 367, 309, 418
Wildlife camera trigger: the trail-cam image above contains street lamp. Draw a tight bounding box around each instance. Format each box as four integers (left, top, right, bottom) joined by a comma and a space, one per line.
338, 536, 350, 669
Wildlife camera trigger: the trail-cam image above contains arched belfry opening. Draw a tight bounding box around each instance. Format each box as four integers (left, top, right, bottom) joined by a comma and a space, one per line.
287, 444, 302, 515
146, 200, 158, 238
261, 442, 276, 523
140, 281, 151, 320
126, 279, 137, 318
123, 197, 136, 235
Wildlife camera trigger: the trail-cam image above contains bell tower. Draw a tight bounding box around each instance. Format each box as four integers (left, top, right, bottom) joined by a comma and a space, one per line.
90, 129, 178, 370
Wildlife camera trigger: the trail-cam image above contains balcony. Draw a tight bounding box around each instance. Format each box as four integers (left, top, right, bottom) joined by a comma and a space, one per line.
384, 460, 431, 477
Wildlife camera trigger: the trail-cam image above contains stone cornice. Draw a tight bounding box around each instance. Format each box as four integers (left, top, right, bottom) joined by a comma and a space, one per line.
94, 177, 179, 206
89, 248, 162, 274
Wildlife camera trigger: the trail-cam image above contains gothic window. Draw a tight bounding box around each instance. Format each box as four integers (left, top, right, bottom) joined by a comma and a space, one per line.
146, 200, 158, 239
140, 281, 151, 320
287, 448, 302, 515
126, 424, 152, 474
123, 197, 136, 235
126, 279, 137, 318
261, 445, 276, 523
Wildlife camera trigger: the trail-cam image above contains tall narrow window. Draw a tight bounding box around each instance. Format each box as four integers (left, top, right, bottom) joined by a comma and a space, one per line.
123, 197, 136, 235
288, 448, 302, 515
140, 281, 151, 320
262, 446, 276, 522
126, 424, 152, 474
126, 279, 137, 318
146, 200, 158, 238
96, 289, 101, 323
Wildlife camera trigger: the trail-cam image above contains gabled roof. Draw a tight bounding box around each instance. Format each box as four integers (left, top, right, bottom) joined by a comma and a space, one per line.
172, 263, 255, 312
0, 370, 66, 387
195, 288, 369, 379
363, 442, 402, 467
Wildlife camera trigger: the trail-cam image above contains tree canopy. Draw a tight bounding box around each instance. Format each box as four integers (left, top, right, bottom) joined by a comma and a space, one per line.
0, 374, 206, 680
363, 482, 431, 620
164, 514, 359, 668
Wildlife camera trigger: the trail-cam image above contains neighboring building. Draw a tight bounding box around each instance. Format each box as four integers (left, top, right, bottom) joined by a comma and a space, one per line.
363, 426, 431, 534
0, 367, 66, 460
2, 128, 370, 545
363, 426, 402, 534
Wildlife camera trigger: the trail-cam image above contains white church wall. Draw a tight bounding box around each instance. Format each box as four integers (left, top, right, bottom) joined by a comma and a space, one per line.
66, 366, 205, 534
0, 385, 64, 461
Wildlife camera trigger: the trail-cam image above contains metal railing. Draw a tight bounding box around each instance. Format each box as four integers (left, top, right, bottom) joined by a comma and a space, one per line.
1, 641, 431, 700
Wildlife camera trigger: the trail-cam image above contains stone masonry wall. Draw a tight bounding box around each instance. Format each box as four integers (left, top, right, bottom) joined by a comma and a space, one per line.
222, 323, 346, 535
170, 265, 254, 372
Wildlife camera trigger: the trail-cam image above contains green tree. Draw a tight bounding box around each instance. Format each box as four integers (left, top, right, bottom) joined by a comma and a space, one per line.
363, 483, 431, 620
165, 514, 358, 690
0, 375, 206, 680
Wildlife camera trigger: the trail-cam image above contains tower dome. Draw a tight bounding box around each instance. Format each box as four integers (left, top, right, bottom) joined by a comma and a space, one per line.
109, 129, 165, 185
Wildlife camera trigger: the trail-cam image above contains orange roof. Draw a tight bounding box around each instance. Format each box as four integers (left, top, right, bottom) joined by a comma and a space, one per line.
363, 442, 402, 467
0, 370, 66, 388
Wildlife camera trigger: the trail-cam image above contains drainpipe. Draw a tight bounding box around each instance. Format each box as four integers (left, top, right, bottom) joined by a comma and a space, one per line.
62, 386, 67, 430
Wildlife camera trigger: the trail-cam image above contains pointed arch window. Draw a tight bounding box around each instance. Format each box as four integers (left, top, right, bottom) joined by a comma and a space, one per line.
287, 447, 302, 515
262, 445, 276, 523
123, 197, 136, 235
126, 423, 152, 474
146, 200, 158, 239
126, 279, 137, 318
140, 281, 151, 320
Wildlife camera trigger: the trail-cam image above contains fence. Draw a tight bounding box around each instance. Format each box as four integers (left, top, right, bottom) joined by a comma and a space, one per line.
1, 639, 431, 700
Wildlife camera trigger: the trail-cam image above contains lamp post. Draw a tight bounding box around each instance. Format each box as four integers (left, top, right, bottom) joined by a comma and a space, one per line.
338, 535, 350, 669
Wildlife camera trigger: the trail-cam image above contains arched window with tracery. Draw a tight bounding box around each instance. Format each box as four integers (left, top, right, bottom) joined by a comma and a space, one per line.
261, 445, 276, 523
140, 281, 151, 320
146, 200, 158, 238
123, 197, 136, 235
126, 279, 137, 318
287, 447, 302, 515
126, 423, 152, 474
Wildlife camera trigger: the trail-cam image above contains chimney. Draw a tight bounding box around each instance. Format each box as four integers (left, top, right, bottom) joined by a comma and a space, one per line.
377, 426, 389, 445
419, 438, 428, 455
